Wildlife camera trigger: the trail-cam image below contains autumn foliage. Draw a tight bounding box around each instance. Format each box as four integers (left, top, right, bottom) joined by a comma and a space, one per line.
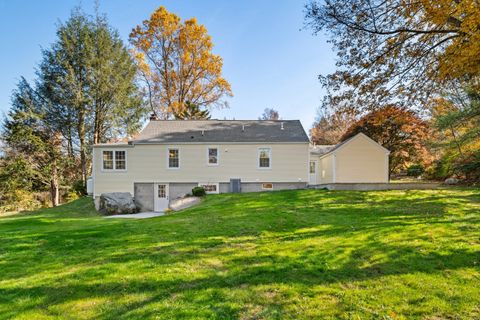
305, 0, 480, 112
130, 6, 232, 119
342, 106, 431, 174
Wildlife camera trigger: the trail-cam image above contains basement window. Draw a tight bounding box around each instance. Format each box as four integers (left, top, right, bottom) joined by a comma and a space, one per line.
262, 183, 273, 190
199, 183, 219, 194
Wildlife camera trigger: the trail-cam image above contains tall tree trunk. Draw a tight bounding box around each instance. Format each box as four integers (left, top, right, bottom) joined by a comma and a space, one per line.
50, 160, 59, 207
78, 110, 87, 187
93, 108, 100, 144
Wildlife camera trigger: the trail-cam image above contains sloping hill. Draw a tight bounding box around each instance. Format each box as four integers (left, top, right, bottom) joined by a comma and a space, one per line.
0, 189, 479, 319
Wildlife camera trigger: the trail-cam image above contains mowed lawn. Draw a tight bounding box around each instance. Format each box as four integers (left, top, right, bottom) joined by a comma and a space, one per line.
0, 189, 479, 319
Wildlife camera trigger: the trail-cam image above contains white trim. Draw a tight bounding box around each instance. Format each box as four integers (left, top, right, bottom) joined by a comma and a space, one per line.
309, 160, 318, 185
92, 148, 96, 196
385, 153, 390, 182
206, 146, 219, 166
261, 183, 273, 190
101, 149, 128, 172
257, 147, 272, 170
313, 133, 390, 160
167, 147, 180, 169
154, 183, 170, 212
333, 133, 390, 155
198, 182, 220, 194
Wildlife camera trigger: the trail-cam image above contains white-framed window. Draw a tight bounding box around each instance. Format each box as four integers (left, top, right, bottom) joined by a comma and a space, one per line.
262, 183, 273, 190
258, 147, 271, 169
198, 182, 219, 194
207, 147, 219, 165
309, 161, 316, 174
102, 150, 127, 171
168, 148, 179, 168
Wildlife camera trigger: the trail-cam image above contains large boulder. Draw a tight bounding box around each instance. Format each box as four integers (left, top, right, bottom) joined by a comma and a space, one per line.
99, 192, 137, 215
444, 177, 459, 185
169, 196, 202, 211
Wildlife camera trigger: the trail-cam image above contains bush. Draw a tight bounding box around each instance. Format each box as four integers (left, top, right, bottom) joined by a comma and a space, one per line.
454, 151, 480, 181
406, 164, 425, 177
192, 186, 206, 197
0, 190, 43, 213
72, 180, 87, 196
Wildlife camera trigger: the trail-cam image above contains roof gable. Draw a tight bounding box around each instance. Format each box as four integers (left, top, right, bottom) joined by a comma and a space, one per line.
132, 120, 310, 144
310, 133, 389, 158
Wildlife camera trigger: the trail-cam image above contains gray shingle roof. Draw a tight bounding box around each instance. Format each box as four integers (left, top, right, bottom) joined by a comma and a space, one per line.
132, 120, 309, 144
309, 145, 336, 156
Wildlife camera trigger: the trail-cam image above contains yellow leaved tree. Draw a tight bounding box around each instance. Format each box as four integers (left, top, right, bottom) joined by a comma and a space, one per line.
305, 0, 480, 112
130, 6, 232, 119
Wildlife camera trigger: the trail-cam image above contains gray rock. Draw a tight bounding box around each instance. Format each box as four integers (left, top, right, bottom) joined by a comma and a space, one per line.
169, 196, 202, 211
444, 177, 459, 185
99, 192, 137, 215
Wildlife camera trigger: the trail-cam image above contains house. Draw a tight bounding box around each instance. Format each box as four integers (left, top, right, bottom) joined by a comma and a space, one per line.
92, 120, 310, 211
308, 132, 390, 185
91, 120, 389, 212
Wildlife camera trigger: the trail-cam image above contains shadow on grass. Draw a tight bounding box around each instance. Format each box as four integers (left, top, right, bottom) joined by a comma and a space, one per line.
0, 189, 479, 318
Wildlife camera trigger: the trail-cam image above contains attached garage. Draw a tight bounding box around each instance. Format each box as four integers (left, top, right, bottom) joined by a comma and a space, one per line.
309, 133, 390, 185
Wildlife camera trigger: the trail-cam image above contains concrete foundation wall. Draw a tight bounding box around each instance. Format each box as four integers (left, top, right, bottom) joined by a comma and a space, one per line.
219, 183, 230, 193
313, 183, 440, 191
96, 181, 308, 212
134, 183, 154, 212
169, 183, 198, 200
241, 182, 307, 192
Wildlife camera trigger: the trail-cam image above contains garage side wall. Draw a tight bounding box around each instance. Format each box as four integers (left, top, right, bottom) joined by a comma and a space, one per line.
334, 135, 388, 183
319, 154, 334, 184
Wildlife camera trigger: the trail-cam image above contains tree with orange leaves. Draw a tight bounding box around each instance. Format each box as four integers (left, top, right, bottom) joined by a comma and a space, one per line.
130, 6, 232, 119
342, 106, 432, 175
305, 0, 480, 113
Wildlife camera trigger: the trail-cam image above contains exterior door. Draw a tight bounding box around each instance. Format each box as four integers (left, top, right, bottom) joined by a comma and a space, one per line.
309, 160, 317, 185
154, 183, 169, 212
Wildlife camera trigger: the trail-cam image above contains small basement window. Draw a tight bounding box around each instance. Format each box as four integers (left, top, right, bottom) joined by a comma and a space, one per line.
262, 183, 273, 190
103, 150, 126, 171
198, 183, 219, 194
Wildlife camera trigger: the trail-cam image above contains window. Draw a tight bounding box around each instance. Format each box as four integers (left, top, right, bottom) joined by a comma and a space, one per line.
103, 151, 114, 170
258, 147, 271, 168
102, 150, 126, 171
168, 148, 179, 168
198, 183, 219, 194
115, 151, 126, 170
262, 183, 273, 190
158, 184, 167, 198
208, 148, 218, 165
309, 161, 316, 174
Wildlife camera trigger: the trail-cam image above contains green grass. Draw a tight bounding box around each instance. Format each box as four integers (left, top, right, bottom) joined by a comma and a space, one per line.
0, 189, 479, 319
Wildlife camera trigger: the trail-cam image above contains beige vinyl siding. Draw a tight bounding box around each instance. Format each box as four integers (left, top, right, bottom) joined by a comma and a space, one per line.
319, 154, 334, 184
93, 143, 309, 196
334, 134, 388, 183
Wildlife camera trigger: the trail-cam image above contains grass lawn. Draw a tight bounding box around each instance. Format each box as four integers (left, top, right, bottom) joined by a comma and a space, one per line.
0, 189, 479, 319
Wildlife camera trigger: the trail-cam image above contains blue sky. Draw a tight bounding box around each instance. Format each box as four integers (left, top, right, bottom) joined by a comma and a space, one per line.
0, 0, 335, 130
